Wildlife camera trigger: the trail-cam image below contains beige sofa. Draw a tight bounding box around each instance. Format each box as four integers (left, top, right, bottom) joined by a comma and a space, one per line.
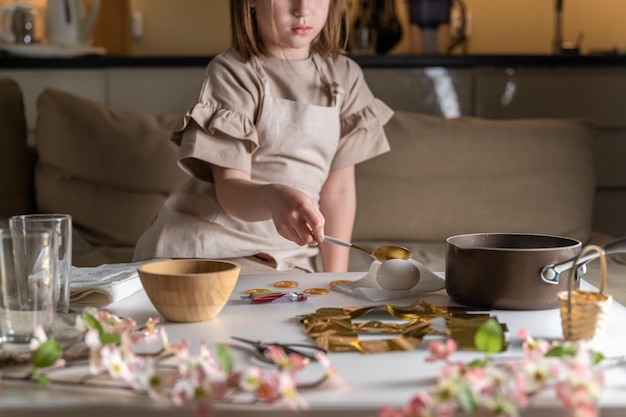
1, 77, 624, 301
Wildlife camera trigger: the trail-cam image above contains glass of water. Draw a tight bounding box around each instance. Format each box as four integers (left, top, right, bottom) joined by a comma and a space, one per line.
0, 228, 56, 352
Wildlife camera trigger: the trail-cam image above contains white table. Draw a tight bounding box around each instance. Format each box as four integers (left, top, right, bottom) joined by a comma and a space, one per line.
1, 271, 626, 416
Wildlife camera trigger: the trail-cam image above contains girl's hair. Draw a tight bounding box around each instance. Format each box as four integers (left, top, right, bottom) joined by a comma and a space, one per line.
230, 0, 348, 61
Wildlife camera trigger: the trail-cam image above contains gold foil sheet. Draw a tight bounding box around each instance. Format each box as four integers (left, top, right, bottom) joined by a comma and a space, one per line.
446, 315, 508, 352
298, 301, 507, 354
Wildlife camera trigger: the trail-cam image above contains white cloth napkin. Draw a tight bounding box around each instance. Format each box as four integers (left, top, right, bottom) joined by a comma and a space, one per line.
332, 259, 445, 302
70, 260, 151, 307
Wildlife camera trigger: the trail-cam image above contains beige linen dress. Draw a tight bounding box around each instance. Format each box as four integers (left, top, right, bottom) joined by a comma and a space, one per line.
133, 49, 392, 272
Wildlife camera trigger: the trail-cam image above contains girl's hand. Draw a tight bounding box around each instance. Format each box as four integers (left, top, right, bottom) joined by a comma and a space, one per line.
266, 184, 325, 246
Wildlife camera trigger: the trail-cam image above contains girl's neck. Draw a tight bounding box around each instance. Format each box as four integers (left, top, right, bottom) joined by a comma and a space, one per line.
264, 45, 312, 61
260, 52, 315, 70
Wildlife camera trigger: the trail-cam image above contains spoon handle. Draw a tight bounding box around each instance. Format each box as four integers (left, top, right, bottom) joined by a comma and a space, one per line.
323, 235, 373, 258
323, 235, 350, 247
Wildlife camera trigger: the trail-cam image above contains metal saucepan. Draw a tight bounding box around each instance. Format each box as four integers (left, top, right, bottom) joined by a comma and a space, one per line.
445, 233, 626, 310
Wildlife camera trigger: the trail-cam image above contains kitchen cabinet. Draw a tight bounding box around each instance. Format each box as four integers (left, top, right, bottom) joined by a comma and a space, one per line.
0, 69, 106, 134
0, 66, 204, 140
474, 67, 626, 127
108, 67, 205, 114
364, 67, 473, 116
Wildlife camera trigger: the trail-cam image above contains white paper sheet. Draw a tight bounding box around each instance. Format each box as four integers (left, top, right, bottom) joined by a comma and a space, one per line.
332, 259, 445, 302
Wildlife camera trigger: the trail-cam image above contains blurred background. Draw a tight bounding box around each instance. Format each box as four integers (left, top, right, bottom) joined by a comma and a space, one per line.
0, 0, 624, 57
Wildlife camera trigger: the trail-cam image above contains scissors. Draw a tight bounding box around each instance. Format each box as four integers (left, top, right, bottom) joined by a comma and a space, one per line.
231, 336, 326, 364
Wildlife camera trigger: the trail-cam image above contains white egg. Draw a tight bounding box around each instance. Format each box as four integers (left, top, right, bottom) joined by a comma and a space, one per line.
375, 259, 421, 290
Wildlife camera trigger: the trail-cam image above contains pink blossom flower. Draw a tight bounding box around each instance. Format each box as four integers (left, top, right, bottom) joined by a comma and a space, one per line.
240, 365, 264, 392
314, 350, 351, 390
24, 307, 339, 413
143, 317, 160, 337
133, 359, 168, 402
278, 371, 309, 410
379, 332, 606, 417
510, 372, 531, 408
426, 339, 457, 362
28, 326, 48, 351
517, 328, 530, 340
100, 345, 134, 383
255, 379, 281, 403
402, 391, 434, 416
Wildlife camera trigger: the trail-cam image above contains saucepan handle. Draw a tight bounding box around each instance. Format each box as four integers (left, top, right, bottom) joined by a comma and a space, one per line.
541, 236, 626, 284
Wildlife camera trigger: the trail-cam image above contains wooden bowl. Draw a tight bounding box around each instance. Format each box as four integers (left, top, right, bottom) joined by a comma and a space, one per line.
137, 259, 241, 323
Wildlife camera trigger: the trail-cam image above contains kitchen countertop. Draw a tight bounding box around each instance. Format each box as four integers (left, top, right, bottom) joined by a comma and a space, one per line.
2, 53, 626, 69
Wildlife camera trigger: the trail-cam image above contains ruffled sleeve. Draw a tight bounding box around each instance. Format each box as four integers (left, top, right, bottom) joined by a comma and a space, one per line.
332, 98, 394, 170
173, 103, 258, 182
169, 50, 264, 182
171, 102, 258, 149
340, 97, 394, 137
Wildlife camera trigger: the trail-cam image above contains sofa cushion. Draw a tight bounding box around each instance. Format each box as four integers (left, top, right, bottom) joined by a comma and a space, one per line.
35, 88, 188, 260
353, 112, 597, 244
0, 78, 35, 218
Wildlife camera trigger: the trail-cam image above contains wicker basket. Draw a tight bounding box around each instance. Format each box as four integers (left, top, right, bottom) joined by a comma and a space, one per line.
557, 244, 612, 342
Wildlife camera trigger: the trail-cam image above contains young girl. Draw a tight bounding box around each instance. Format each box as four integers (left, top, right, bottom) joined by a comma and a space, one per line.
133, 0, 393, 273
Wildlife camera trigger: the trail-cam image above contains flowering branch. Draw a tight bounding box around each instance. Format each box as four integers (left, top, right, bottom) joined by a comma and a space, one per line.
379, 319, 606, 417
2, 311, 610, 417
9, 308, 348, 416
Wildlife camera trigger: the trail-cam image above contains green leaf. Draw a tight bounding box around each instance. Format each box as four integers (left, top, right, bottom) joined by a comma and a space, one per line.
32, 371, 52, 387
457, 381, 479, 413
216, 344, 235, 375
474, 318, 504, 353
546, 345, 576, 358
82, 312, 104, 335
594, 352, 605, 365
81, 312, 122, 346
468, 358, 488, 368
99, 332, 122, 346
31, 339, 62, 368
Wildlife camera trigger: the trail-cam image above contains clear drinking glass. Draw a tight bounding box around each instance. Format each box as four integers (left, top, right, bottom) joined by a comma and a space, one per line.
9, 214, 72, 314
0, 228, 56, 352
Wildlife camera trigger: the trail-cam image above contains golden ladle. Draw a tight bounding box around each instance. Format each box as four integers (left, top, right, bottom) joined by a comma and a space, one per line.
323, 235, 412, 262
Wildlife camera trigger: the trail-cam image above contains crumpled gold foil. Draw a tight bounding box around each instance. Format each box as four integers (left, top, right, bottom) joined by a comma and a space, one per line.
298, 301, 507, 353
446, 315, 508, 352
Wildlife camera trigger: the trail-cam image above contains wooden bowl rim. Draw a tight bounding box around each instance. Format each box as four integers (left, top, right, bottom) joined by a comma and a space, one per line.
137, 258, 241, 276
